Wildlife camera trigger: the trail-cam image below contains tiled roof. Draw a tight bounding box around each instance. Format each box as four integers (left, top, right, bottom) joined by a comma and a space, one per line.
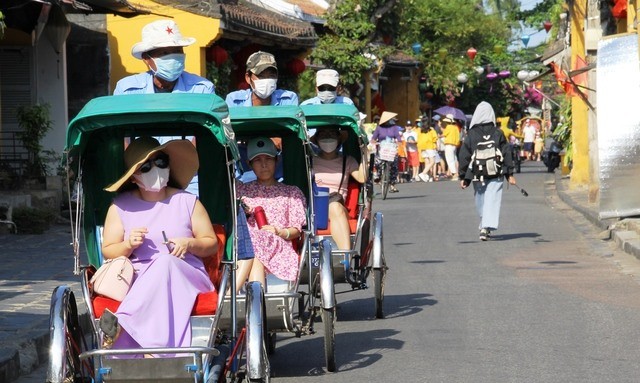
386, 51, 421, 66
146, 0, 318, 46
220, 1, 317, 46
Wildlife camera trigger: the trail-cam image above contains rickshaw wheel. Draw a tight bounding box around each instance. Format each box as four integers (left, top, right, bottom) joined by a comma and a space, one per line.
373, 268, 385, 319
47, 286, 93, 383
321, 308, 336, 372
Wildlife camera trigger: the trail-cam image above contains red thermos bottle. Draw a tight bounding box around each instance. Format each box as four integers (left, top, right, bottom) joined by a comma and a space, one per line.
253, 206, 268, 229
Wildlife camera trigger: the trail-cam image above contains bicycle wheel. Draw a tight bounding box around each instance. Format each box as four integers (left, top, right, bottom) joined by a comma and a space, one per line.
47, 286, 93, 383
321, 308, 336, 372
381, 162, 390, 200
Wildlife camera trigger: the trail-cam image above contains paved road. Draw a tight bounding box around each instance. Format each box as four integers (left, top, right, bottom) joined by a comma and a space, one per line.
264, 161, 640, 382
15, 161, 640, 382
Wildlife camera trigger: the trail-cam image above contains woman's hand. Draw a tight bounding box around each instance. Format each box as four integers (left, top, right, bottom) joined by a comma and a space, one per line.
127, 227, 148, 250
260, 225, 279, 235
166, 237, 192, 259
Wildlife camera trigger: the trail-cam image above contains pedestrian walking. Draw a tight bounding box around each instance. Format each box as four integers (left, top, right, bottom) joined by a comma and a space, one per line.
403, 121, 420, 181
458, 101, 516, 241
441, 114, 460, 180
417, 122, 438, 182
522, 118, 536, 160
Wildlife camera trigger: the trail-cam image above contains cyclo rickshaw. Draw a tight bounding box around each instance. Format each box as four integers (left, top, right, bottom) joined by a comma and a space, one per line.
47, 93, 269, 382
223, 106, 337, 372
301, 104, 387, 319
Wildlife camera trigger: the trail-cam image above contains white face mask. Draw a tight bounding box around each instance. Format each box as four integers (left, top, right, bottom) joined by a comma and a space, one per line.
133, 167, 170, 192
252, 78, 277, 99
318, 138, 339, 153
318, 90, 337, 104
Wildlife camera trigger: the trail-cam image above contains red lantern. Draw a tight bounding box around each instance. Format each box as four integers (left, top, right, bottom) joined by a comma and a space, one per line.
206, 46, 228, 66
287, 58, 306, 76
543, 21, 552, 33
466, 47, 477, 61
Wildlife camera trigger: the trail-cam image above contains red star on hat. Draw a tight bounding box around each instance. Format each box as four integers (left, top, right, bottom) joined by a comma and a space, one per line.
166, 26, 174, 35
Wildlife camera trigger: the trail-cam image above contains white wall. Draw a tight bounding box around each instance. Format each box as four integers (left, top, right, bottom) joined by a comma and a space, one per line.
35, 38, 68, 159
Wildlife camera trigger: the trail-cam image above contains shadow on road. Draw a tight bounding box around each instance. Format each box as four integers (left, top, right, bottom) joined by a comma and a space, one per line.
269, 328, 403, 377
336, 293, 438, 322
491, 232, 541, 241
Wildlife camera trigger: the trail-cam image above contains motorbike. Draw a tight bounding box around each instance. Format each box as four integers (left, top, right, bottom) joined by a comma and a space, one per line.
542, 137, 562, 173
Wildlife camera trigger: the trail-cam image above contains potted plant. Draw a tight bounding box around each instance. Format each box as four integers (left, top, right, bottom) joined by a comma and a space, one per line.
16, 103, 53, 183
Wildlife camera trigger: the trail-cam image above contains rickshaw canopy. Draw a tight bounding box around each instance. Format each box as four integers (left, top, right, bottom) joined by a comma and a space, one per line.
66, 94, 238, 267
229, 106, 310, 202
301, 104, 368, 164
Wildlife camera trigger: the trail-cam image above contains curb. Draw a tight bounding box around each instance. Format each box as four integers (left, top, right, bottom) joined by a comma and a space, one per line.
553, 174, 640, 263
0, 308, 89, 383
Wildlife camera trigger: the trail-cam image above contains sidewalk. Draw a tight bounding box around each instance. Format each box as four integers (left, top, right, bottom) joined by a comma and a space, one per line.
554, 174, 640, 259
2, 175, 640, 382
0, 223, 83, 383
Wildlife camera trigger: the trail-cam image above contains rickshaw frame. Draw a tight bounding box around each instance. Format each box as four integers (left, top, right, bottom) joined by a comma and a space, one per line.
302, 104, 387, 319
47, 93, 268, 383
226, 105, 337, 372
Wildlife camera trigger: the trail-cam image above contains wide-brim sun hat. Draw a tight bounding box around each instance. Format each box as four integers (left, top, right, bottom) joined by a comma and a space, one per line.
131, 20, 196, 60
310, 127, 349, 145
378, 111, 398, 125
105, 137, 199, 192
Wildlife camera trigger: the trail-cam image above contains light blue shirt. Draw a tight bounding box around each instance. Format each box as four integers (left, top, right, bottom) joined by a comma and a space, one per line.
225, 89, 299, 107
113, 70, 215, 195
300, 96, 354, 105
113, 71, 215, 95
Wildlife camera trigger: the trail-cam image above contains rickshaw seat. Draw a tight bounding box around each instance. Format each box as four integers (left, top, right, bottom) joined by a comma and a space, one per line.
91, 224, 226, 318
316, 179, 360, 236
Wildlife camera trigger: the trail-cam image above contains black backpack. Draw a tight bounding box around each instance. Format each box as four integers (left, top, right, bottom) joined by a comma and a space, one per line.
470, 131, 504, 183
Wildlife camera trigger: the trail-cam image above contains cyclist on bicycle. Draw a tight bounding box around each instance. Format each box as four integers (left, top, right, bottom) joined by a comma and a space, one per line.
371, 111, 402, 193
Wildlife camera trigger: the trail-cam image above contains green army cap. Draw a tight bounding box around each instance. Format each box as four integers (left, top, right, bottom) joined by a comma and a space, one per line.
246, 51, 278, 75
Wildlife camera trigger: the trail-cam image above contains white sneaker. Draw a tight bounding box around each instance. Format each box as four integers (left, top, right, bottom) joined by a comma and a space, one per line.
418, 173, 429, 183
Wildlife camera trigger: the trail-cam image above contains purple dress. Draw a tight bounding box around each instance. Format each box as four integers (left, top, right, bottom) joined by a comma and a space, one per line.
237, 181, 307, 281
111, 190, 214, 351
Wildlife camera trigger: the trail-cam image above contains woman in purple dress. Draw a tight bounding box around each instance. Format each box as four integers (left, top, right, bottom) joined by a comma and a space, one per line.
236, 137, 306, 292
99, 136, 218, 353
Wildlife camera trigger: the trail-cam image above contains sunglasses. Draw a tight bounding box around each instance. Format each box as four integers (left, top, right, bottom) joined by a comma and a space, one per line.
139, 152, 169, 173
318, 85, 336, 92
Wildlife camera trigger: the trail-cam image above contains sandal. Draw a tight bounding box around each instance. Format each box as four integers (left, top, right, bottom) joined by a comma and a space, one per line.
389, 185, 399, 193
100, 308, 121, 349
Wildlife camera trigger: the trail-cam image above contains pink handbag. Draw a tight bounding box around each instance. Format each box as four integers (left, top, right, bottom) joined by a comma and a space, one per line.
90, 256, 135, 301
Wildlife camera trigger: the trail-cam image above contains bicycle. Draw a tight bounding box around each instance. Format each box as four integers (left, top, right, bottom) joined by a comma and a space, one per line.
377, 140, 398, 200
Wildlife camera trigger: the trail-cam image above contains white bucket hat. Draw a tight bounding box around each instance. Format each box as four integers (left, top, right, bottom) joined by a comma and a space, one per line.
131, 20, 196, 59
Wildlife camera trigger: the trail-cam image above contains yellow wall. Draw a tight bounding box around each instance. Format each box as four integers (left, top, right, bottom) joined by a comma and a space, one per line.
569, 0, 590, 186
107, 1, 221, 92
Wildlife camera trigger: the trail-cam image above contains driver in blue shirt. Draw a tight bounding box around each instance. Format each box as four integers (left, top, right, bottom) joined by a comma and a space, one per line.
113, 19, 214, 95
225, 51, 298, 107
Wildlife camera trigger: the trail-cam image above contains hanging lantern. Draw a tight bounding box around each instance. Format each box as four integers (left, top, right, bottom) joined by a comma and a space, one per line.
493, 45, 504, 54
527, 70, 540, 81
517, 70, 530, 81
466, 47, 477, 61
287, 58, 306, 76
438, 48, 448, 60
457, 73, 469, 92
486, 72, 498, 93
498, 70, 511, 79
412, 43, 422, 54
475, 66, 485, 75
521, 35, 530, 48
543, 21, 552, 33
206, 46, 228, 66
